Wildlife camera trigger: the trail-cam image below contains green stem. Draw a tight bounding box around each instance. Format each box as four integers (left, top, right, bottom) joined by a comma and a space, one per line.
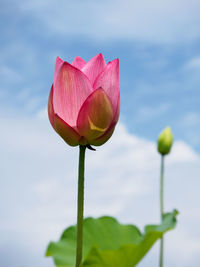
159, 155, 165, 267
75, 145, 86, 267
160, 155, 165, 218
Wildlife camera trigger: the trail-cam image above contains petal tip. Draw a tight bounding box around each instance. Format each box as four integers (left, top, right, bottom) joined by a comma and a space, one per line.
111, 58, 119, 66
97, 53, 104, 58
72, 56, 86, 69
55, 56, 64, 66
56, 56, 62, 61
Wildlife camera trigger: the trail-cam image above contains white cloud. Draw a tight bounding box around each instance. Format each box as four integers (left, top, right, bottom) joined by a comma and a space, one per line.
1, 109, 200, 267
168, 140, 199, 163
18, 0, 200, 44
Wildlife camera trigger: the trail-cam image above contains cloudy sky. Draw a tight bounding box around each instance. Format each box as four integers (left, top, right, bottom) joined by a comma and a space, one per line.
1, 0, 200, 266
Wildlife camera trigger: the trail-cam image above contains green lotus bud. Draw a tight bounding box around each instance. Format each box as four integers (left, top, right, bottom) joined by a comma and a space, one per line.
157, 127, 173, 155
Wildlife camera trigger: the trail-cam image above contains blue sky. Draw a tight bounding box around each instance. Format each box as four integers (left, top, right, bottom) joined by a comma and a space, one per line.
1, 0, 200, 267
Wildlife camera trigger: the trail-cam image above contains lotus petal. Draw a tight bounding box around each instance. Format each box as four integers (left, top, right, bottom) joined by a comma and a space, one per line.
82, 54, 106, 86
72, 56, 86, 70
53, 62, 93, 127
77, 88, 113, 141
94, 59, 119, 115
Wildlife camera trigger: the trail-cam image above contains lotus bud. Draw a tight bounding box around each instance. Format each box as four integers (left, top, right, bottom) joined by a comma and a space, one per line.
157, 127, 173, 155
48, 54, 120, 147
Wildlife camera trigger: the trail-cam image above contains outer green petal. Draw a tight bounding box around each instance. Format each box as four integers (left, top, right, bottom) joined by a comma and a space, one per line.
77, 88, 113, 142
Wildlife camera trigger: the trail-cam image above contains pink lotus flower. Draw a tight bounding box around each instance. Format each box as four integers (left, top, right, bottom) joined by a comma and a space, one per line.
48, 54, 120, 146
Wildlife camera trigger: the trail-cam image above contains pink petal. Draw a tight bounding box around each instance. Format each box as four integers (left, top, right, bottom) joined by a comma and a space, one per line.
112, 92, 120, 124
53, 62, 93, 127
82, 54, 106, 86
48, 84, 55, 128
93, 59, 119, 115
48, 85, 80, 146
91, 93, 120, 146
54, 57, 64, 85
77, 88, 113, 142
72, 56, 86, 70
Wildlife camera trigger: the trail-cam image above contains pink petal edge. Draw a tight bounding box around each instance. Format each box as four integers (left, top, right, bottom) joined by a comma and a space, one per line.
48, 84, 57, 129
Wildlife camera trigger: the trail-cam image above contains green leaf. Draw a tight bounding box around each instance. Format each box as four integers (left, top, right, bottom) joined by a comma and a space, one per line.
46, 210, 178, 267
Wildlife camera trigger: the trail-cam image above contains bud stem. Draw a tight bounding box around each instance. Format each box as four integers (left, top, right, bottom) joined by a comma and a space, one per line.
159, 155, 165, 267
75, 145, 86, 267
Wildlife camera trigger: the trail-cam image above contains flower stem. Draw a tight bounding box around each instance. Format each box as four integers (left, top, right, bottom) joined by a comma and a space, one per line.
75, 145, 86, 267
159, 155, 165, 267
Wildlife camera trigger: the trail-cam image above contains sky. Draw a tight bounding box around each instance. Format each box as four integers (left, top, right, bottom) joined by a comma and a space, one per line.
1, 0, 200, 266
